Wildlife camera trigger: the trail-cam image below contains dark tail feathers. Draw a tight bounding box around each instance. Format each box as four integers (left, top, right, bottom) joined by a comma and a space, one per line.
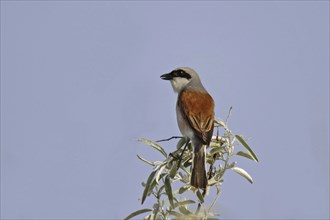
191, 145, 207, 189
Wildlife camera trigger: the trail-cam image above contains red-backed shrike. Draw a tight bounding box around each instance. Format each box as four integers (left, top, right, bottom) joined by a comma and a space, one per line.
161, 67, 214, 189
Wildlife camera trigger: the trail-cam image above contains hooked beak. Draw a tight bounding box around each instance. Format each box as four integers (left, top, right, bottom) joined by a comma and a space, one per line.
160, 72, 173, 80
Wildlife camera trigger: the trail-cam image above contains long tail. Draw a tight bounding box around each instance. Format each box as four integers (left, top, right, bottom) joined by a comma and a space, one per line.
191, 145, 207, 189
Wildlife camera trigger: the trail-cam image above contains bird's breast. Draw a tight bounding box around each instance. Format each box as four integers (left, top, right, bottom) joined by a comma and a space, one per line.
176, 104, 194, 139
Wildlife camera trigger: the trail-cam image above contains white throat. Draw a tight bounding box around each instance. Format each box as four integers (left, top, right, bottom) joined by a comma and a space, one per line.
170, 77, 190, 93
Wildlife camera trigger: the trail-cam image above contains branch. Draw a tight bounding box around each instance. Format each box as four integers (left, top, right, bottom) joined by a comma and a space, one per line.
156, 136, 183, 142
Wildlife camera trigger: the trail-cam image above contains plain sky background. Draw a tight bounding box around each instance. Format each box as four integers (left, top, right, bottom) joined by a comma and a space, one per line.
1, 1, 329, 219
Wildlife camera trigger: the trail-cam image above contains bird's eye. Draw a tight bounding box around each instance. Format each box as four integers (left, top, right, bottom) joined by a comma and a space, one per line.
171, 69, 189, 78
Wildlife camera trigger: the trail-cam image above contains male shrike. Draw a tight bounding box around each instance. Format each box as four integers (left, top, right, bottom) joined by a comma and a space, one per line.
161, 67, 214, 189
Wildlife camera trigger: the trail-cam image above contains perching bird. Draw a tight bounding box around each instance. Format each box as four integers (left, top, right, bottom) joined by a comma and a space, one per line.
160, 67, 214, 189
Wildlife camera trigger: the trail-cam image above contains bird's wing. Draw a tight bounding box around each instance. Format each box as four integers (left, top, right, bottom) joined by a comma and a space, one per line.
178, 90, 215, 144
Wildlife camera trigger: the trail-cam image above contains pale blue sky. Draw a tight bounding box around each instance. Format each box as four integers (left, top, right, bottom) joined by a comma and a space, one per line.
1, 1, 329, 219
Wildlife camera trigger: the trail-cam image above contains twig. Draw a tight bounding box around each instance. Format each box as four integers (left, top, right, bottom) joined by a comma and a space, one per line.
176, 140, 189, 170
156, 136, 183, 142
208, 185, 221, 215
225, 106, 233, 124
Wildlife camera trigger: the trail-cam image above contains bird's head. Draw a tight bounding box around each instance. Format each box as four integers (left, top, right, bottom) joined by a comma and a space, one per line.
160, 67, 203, 93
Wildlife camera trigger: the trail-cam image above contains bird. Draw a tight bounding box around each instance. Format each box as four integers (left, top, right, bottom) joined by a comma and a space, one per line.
160, 67, 214, 189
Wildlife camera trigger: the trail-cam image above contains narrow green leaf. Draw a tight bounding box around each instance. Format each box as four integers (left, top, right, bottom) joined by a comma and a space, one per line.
152, 203, 160, 217
214, 120, 225, 128
178, 171, 190, 183
231, 167, 253, 184
147, 179, 158, 195
209, 146, 224, 155
136, 155, 154, 166
176, 138, 187, 150
146, 214, 152, 220
216, 185, 221, 195
141, 170, 157, 204
124, 208, 152, 220
157, 185, 165, 197
164, 175, 174, 209
208, 177, 219, 186
178, 185, 189, 194
236, 151, 255, 161
155, 165, 167, 184
169, 161, 178, 178
196, 190, 204, 203
174, 200, 195, 208
179, 206, 193, 215
227, 161, 236, 169
177, 171, 185, 180
187, 142, 193, 151
168, 210, 183, 217
138, 138, 167, 158
183, 160, 192, 168
235, 135, 259, 162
